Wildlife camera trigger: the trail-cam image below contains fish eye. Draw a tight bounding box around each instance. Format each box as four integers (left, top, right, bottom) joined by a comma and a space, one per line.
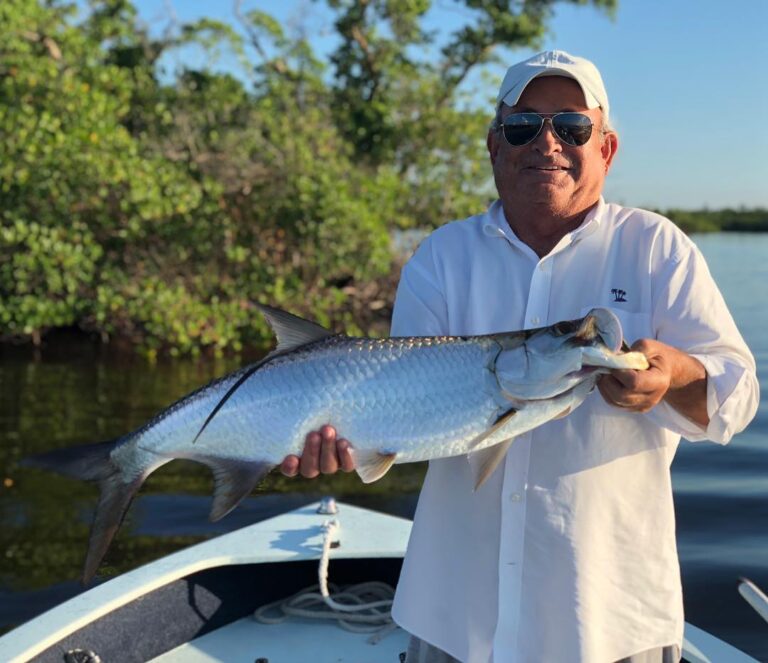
552, 320, 578, 336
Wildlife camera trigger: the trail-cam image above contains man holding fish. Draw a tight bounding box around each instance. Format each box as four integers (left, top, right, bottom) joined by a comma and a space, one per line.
282, 51, 759, 662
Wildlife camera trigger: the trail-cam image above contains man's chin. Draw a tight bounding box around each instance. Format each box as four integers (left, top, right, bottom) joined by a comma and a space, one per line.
524, 183, 571, 202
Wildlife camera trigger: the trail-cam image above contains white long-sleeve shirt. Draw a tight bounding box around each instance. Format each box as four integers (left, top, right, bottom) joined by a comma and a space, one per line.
389, 197, 759, 663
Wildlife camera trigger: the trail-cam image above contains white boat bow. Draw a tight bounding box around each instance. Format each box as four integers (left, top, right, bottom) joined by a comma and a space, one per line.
0, 500, 759, 663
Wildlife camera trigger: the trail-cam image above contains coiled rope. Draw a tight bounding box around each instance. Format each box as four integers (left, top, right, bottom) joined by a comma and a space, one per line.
253, 519, 399, 643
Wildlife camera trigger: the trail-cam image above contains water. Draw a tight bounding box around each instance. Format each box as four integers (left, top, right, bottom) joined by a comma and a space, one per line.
668, 233, 768, 659
1, 233, 766, 659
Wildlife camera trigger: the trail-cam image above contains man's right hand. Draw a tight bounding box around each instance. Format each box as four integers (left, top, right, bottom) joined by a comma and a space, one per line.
280, 424, 355, 478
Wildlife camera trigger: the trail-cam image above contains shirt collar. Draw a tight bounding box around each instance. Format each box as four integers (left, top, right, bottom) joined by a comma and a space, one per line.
570, 196, 604, 243
482, 196, 605, 253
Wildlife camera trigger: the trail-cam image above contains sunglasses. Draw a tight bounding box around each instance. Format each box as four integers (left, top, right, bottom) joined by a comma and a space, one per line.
499, 112, 594, 147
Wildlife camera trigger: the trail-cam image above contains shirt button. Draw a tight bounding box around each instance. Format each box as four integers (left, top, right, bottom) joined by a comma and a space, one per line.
530, 316, 540, 325
510, 493, 522, 502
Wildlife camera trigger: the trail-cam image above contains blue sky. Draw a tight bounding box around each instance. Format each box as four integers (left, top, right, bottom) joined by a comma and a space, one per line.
127, 0, 768, 210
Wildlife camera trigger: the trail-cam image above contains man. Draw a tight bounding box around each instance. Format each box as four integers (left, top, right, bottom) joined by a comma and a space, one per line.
281, 51, 758, 662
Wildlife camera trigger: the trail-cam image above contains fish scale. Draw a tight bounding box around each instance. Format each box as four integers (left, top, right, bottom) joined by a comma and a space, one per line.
163, 335, 505, 465
26, 304, 649, 583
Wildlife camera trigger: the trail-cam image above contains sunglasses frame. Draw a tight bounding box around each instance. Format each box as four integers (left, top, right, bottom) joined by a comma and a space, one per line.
499, 112, 594, 148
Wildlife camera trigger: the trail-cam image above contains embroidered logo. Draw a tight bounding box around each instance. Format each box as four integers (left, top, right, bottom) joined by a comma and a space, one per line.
610, 288, 627, 303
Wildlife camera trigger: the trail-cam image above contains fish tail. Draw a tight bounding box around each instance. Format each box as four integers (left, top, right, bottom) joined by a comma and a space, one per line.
25, 439, 159, 584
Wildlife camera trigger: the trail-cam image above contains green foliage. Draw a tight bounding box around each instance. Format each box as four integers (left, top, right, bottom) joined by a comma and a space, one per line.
0, 219, 102, 338
1, 0, 618, 355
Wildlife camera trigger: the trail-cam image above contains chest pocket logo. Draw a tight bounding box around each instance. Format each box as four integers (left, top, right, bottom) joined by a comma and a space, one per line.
611, 288, 627, 303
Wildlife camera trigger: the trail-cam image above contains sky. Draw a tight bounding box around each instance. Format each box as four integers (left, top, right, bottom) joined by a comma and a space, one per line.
126, 0, 768, 210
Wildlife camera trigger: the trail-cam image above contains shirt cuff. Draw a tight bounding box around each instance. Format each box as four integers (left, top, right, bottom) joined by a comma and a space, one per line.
646, 354, 756, 444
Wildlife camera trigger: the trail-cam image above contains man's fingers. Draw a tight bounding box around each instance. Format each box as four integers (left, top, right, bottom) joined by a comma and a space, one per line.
280, 455, 300, 477
597, 374, 625, 405
283, 426, 354, 478
599, 338, 678, 415
320, 425, 339, 474
598, 372, 662, 412
338, 438, 356, 472
299, 431, 322, 478
605, 368, 641, 390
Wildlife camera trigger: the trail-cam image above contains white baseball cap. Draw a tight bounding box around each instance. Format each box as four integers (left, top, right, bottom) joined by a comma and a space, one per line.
497, 50, 610, 121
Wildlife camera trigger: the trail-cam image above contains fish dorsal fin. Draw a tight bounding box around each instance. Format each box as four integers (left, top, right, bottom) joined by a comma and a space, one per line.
468, 438, 514, 490
351, 449, 397, 483
256, 303, 333, 353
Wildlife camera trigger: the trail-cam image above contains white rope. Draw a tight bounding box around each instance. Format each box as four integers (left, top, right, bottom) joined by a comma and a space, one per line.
253, 518, 399, 643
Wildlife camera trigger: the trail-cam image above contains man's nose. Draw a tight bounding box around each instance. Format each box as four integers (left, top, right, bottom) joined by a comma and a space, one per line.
533, 119, 562, 153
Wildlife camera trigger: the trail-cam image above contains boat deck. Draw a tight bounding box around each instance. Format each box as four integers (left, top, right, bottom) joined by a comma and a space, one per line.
154, 616, 410, 663
0, 501, 759, 663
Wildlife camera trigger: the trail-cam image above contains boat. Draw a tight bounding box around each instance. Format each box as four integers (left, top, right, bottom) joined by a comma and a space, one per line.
0, 499, 760, 663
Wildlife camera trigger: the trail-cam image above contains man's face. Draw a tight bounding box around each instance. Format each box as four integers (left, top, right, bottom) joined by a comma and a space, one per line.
487, 76, 618, 219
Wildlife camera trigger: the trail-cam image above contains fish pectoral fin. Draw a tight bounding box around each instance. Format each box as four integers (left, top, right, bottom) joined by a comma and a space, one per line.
465, 407, 519, 491
468, 438, 514, 491
553, 406, 572, 420
351, 449, 397, 484
468, 407, 518, 450
256, 303, 334, 353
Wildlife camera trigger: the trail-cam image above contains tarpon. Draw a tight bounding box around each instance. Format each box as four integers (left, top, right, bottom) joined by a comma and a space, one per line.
27, 305, 648, 582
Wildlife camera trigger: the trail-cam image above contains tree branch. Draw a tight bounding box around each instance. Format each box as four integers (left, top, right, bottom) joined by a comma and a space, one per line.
233, 0, 288, 76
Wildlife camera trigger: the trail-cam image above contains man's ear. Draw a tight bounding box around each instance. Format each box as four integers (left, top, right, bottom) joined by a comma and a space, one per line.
487, 130, 500, 165
601, 130, 619, 173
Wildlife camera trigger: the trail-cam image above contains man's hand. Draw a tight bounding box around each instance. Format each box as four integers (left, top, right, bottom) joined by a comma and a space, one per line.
280, 424, 355, 478
597, 338, 709, 428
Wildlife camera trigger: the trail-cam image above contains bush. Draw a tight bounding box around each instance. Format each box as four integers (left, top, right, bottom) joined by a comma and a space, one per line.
0, 0, 617, 354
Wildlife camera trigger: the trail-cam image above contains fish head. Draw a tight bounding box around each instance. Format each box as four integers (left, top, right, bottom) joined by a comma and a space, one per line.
572, 307, 622, 353
493, 308, 648, 400
572, 308, 649, 371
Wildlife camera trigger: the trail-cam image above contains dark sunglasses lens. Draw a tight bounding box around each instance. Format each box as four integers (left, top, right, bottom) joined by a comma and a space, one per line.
552, 113, 593, 146
501, 114, 543, 146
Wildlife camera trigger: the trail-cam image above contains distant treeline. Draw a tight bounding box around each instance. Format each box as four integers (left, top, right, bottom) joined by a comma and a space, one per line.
659, 209, 768, 234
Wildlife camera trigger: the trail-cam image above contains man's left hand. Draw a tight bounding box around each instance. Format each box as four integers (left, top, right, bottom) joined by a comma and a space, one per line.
597, 338, 709, 428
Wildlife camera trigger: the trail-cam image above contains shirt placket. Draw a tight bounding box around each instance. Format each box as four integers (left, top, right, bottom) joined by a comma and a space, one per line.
492, 254, 554, 662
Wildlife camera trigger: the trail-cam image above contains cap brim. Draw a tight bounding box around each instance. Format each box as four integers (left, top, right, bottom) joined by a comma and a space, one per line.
499, 69, 601, 109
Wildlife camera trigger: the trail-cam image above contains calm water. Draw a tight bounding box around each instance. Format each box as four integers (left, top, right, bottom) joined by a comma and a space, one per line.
1, 233, 766, 659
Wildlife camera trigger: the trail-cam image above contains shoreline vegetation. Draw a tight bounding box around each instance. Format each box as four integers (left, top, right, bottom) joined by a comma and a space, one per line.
2, 1, 764, 357
5, 212, 765, 357
660, 209, 768, 234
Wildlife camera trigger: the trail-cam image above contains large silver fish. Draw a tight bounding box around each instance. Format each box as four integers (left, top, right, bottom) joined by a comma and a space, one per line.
29, 305, 648, 582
